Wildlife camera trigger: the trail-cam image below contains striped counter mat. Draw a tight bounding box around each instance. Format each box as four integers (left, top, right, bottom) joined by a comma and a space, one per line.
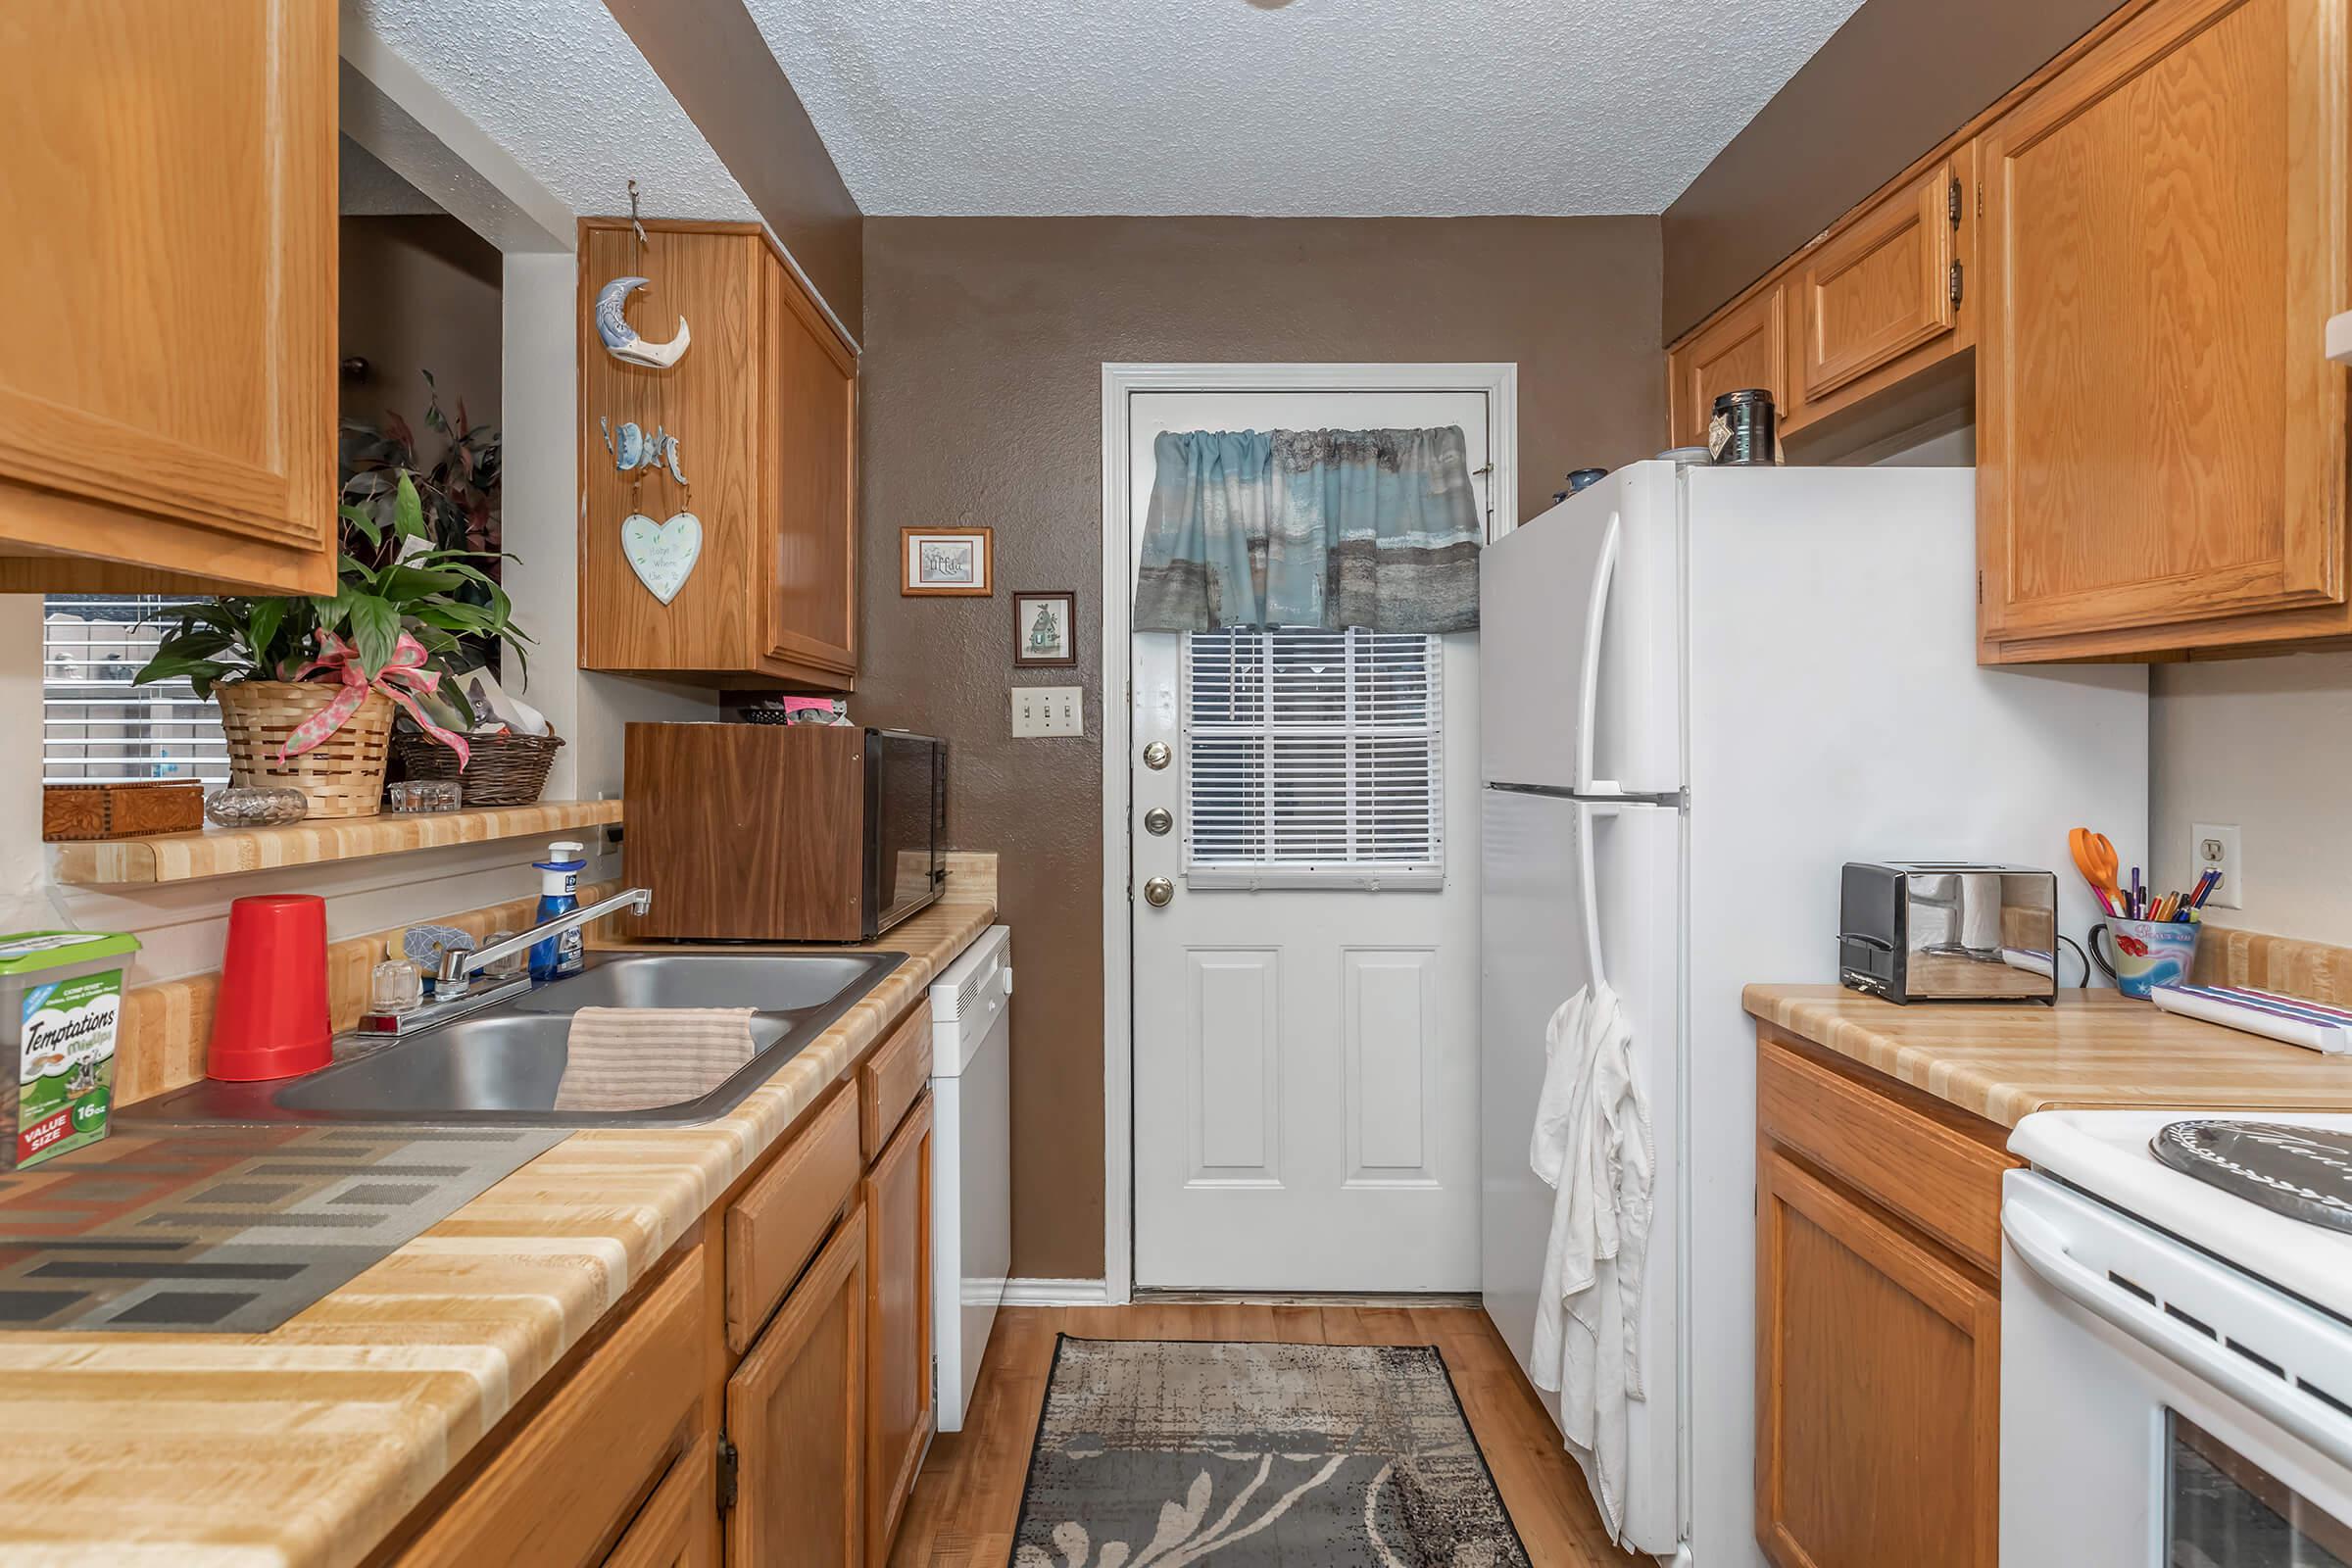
0, 1122, 564, 1332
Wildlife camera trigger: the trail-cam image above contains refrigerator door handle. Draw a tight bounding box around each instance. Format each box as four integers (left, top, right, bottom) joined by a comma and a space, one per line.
1576, 515, 1623, 796
1578, 800, 1619, 993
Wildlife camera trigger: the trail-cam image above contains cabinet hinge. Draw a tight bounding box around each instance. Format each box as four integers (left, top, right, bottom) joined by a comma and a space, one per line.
1949, 261, 1965, 309
1977, 569, 1984, 607
1947, 175, 1962, 227
715, 1433, 740, 1512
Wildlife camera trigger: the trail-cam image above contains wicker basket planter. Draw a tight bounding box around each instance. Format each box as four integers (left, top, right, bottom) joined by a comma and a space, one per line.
215, 680, 395, 819
393, 730, 562, 807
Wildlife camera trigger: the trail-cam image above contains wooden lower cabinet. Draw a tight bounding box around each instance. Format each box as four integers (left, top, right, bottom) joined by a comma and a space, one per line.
609, 1441, 722, 1568
1754, 1030, 2010, 1568
1755, 1145, 2000, 1568
388, 1002, 944, 1568
863, 1093, 936, 1567
728, 1206, 869, 1568
400, 1253, 708, 1567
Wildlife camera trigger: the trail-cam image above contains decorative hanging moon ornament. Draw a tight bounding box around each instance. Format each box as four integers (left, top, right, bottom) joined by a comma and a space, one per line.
595, 276, 691, 368
621, 510, 703, 605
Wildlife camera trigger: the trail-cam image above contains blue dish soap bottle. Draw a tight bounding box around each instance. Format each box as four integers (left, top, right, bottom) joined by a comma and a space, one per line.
528, 840, 589, 981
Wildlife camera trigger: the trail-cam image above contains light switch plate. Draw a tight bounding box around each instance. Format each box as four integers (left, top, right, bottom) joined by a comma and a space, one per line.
2191, 821, 2242, 909
1011, 686, 1084, 738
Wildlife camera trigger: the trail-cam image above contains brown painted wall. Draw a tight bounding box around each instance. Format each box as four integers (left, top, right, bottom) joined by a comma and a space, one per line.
1661, 0, 2126, 339
606, 0, 863, 339
856, 216, 1663, 1278
339, 216, 502, 445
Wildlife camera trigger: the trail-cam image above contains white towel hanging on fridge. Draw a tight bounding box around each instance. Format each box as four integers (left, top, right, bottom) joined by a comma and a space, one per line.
1528, 982, 1655, 1545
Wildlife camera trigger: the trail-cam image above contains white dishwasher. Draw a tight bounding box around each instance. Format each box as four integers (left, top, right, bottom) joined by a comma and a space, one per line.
929, 924, 1010, 1433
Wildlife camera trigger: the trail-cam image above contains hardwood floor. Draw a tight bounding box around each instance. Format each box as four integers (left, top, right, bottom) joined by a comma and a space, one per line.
887, 1302, 1643, 1565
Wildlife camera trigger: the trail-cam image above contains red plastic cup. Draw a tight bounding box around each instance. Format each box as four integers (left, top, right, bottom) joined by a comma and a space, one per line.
208, 894, 332, 1081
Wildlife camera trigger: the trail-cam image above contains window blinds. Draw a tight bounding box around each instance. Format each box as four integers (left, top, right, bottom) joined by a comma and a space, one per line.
42, 597, 229, 785
1180, 627, 1443, 889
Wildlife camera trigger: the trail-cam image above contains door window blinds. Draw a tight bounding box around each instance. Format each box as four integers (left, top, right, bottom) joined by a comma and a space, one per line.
1180, 627, 1443, 888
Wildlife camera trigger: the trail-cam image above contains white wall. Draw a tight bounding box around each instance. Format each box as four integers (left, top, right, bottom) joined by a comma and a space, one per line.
2150, 651, 2352, 945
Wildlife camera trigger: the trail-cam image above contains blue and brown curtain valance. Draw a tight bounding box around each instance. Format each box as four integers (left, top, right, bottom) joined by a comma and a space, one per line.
1133, 425, 1483, 633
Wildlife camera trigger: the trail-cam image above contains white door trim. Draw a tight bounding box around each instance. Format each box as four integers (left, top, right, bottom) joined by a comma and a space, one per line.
1097, 361, 1519, 1306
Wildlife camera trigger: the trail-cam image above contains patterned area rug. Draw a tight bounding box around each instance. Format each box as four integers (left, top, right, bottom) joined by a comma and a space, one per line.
1012, 1336, 1531, 1567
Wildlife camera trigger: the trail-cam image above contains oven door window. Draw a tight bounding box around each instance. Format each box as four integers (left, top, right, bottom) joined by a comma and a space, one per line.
2170, 1412, 2352, 1566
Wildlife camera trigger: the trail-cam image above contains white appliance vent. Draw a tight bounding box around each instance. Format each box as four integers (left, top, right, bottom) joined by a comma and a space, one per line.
2105, 1265, 2352, 1420
1179, 627, 1442, 890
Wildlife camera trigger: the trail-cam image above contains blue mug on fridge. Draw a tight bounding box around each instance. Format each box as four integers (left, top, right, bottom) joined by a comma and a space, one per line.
2088, 917, 2201, 999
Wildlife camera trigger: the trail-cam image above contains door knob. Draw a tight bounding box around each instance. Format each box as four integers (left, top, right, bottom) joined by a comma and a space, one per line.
1143, 877, 1175, 907
1143, 741, 1172, 770
1144, 808, 1173, 836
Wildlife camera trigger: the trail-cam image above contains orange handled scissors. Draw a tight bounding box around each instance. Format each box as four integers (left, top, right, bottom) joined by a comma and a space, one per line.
2069, 827, 2121, 910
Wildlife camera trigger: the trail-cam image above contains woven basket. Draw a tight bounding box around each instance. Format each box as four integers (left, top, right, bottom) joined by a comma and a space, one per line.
393, 730, 562, 807
215, 680, 394, 819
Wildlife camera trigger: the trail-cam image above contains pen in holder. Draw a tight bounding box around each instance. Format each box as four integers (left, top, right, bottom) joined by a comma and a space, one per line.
2088, 916, 2201, 999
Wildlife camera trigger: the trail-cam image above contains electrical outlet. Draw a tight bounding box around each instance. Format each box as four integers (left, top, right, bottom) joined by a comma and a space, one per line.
2191, 822, 2243, 909
1011, 686, 1084, 738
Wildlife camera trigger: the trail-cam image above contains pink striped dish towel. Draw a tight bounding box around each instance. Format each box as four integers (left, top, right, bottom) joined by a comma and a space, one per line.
555, 1006, 760, 1112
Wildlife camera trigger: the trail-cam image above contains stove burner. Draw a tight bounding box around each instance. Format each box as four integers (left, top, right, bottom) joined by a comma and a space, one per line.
2152, 1121, 2352, 1233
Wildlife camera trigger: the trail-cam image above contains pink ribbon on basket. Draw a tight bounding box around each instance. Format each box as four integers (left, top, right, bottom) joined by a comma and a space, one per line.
276, 631, 471, 769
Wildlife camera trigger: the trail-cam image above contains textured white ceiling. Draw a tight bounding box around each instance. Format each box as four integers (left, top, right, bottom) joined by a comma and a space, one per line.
743, 0, 1868, 217
353, 0, 757, 222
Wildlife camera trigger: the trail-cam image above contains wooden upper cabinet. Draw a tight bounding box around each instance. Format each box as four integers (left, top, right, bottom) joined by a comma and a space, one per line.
0, 2, 336, 595
1979, 0, 2352, 658
764, 255, 858, 684
1669, 284, 1788, 450
579, 220, 858, 687
1789, 145, 1976, 413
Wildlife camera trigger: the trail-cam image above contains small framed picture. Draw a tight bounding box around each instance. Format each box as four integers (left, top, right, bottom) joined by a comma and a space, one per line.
902, 526, 994, 597
1013, 590, 1078, 667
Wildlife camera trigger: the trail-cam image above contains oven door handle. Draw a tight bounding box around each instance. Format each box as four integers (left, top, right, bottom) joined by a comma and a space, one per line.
2002, 1203, 2352, 1472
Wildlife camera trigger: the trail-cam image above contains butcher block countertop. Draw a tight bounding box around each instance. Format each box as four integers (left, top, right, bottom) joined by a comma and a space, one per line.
1745, 984, 2352, 1128
0, 899, 996, 1567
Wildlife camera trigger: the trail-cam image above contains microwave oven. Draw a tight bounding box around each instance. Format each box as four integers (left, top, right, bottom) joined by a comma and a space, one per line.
624, 722, 947, 942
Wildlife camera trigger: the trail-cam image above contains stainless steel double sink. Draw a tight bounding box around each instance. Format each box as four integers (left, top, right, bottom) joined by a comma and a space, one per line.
126, 951, 906, 1129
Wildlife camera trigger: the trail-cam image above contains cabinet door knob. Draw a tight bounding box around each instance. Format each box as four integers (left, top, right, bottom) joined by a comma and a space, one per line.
1143, 877, 1175, 907
1143, 741, 1172, 770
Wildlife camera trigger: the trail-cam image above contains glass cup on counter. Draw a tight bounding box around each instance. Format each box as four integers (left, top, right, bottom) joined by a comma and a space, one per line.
387, 780, 463, 813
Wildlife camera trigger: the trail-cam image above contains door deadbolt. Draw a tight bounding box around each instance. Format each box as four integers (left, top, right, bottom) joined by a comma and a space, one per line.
1143, 877, 1175, 907
1143, 741, 1172, 770
1144, 808, 1173, 836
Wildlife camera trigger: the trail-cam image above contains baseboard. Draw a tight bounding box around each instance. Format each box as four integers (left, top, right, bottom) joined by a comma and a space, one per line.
1001, 1277, 1114, 1306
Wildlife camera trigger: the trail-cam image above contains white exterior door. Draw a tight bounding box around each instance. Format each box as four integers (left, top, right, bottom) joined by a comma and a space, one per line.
1128, 387, 1490, 1292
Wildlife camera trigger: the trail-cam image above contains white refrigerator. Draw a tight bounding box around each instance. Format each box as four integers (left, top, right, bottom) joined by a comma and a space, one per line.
1478, 462, 2148, 1563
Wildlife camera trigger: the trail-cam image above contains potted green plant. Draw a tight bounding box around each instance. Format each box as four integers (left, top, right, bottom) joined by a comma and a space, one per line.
133, 470, 527, 819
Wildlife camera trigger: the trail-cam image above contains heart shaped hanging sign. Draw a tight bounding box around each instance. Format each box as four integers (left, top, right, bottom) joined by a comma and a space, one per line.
620, 511, 703, 606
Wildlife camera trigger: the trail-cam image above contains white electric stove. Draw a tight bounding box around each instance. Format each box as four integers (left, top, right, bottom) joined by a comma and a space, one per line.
2004, 1109, 2352, 1566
